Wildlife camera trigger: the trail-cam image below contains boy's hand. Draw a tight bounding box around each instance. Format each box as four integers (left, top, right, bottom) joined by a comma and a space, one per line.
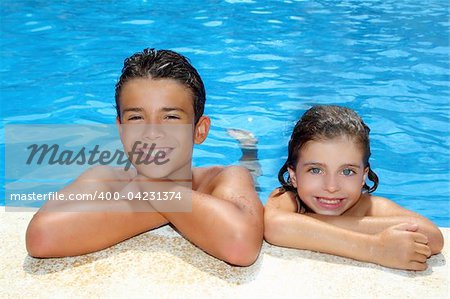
119, 174, 191, 212
120, 174, 173, 195
371, 223, 431, 271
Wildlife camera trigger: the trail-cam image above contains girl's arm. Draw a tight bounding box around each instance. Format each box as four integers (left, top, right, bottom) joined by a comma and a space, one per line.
306, 195, 444, 254
264, 190, 432, 271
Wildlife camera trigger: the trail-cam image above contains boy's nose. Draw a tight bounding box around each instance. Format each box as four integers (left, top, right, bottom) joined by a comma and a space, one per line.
143, 124, 165, 140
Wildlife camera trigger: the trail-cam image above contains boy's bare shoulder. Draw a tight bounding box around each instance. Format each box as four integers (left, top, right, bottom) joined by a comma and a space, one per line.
193, 165, 253, 193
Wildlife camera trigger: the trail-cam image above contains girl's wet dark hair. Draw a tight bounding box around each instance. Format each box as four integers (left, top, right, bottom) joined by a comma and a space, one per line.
115, 48, 206, 124
278, 105, 379, 212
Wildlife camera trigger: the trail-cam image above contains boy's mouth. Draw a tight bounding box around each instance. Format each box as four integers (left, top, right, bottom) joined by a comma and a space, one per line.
135, 146, 174, 161
139, 147, 173, 154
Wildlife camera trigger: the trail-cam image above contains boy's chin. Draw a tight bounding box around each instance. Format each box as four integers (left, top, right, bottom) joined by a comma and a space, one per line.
136, 168, 176, 180
134, 165, 191, 181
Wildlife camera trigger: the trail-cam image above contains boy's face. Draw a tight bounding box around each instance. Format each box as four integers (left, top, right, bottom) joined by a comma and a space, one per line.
116, 78, 209, 179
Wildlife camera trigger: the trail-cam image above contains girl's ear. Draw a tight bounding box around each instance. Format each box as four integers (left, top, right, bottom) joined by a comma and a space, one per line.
287, 166, 298, 188
362, 167, 369, 187
194, 116, 211, 144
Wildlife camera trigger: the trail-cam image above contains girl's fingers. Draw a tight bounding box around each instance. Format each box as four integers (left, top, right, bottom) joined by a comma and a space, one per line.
412, 252, 428, 263
408, 261, 428, 271
412, 232, 428, 244
415, 243, 432, 257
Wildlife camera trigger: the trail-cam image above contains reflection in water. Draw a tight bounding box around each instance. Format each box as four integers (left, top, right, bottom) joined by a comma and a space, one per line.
228, 129, 262, 192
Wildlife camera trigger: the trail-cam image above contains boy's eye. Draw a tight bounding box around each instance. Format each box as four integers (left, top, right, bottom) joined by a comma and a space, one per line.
164, 114, 181, 120
127, 115, 143, 121
309, 167, 322, 174
342, 168, 356, 176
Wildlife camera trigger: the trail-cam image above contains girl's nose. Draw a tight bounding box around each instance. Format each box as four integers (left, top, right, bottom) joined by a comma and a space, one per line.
323, 174, 340, 193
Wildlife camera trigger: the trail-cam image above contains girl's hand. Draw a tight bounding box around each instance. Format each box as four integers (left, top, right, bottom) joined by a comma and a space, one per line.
371, 223, 431, 271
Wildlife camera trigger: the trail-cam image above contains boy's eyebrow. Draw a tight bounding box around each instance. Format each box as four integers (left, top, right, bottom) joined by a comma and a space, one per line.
121, 107, 188, 114
161, 107, 188, 114
122, 107, 144, 114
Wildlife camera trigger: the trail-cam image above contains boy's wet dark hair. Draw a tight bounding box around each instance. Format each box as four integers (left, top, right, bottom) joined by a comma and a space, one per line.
278, 105, 379, 211
115, 48, 206, 124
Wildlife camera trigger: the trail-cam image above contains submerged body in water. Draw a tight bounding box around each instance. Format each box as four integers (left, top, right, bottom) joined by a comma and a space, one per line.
227, 129, 262, 191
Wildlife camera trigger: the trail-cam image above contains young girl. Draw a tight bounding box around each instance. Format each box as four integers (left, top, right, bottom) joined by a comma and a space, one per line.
264, 105, 443, 271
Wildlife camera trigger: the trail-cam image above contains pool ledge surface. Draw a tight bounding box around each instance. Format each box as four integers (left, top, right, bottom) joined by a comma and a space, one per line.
1, 211, 448, 298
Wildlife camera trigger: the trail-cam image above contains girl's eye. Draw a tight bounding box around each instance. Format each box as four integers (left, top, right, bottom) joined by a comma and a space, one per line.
342, 168, 356, 176
309, 167, 322, 174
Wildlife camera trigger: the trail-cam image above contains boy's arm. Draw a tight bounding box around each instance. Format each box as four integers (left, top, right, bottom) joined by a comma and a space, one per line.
146, 166, 264, 266
264, 190, 431, 271
306, 196, 444, 254
26, 166, 169, 257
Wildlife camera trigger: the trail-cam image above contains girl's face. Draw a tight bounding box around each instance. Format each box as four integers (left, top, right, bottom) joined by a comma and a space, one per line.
288, 136, 369, 216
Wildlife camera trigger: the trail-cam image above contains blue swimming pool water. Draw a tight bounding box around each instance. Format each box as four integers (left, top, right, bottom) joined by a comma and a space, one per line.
1, 0, 449, 226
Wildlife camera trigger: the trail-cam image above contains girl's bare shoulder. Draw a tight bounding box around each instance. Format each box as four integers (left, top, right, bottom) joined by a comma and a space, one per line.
266, 188, 298, 213
363, 194, 409, 216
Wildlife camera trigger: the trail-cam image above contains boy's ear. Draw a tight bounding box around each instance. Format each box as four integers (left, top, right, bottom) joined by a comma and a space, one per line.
116, 116, 122, 134
194, 116, 210, 144
287, 166, 298, 188
362, 167, 369, 187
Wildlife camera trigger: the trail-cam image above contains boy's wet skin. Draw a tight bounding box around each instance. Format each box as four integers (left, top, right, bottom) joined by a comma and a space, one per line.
26, 49, 264, 266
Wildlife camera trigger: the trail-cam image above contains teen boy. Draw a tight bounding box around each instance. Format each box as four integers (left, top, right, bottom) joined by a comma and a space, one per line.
26, 49, 264, 266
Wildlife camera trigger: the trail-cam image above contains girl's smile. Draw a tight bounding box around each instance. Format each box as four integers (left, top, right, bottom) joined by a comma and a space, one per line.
314, 196, 346, 210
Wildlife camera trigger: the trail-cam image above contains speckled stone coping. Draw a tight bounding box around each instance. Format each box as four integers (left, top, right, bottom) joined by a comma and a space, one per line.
0, 211, 448, 299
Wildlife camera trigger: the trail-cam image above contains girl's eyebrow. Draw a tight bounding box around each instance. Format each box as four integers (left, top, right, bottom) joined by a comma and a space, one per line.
301, 162, 362, 168
302, 162, 325, 167
342, 163, 362, 168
